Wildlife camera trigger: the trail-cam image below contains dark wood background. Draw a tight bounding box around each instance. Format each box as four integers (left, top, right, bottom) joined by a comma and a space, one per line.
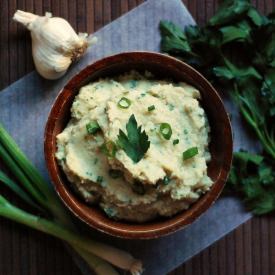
0, 0, 274, 274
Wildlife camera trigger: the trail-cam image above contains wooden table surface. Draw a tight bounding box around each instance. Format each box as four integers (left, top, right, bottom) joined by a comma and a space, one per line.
0, 1, 274, 274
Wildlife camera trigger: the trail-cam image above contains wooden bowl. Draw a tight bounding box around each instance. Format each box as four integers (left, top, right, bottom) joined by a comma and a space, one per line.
44, 52, 233, 239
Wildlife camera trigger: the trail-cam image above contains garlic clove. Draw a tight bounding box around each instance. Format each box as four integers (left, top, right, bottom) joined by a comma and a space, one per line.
32, 44, 71, 79
13, 10, 96, 80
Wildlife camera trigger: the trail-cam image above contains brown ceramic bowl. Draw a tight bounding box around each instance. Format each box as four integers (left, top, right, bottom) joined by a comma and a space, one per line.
44, 52, 232, 239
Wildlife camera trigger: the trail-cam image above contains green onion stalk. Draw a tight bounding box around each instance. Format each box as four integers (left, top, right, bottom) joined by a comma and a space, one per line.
0, 123, 143, 275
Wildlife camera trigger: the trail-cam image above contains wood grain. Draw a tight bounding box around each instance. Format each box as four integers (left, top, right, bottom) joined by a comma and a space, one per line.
0, 0, 274, 274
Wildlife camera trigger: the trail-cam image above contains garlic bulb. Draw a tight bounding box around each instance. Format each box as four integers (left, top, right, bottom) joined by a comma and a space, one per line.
13, 10, 96, 80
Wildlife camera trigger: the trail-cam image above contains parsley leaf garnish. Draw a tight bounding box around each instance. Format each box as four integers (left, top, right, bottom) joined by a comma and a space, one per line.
117, 114, 150, 163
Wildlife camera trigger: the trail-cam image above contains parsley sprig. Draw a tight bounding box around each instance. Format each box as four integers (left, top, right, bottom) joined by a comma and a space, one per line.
226, 151, 275, 215
159, 0, 275, 214
117, 114, 150, 163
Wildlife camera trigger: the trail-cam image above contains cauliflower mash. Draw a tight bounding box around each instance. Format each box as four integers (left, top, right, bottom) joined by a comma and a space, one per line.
56, 71, 213, 222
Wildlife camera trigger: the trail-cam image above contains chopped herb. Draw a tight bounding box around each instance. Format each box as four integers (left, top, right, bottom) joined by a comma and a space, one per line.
86, 171, 93, 177
148, 105, 155, 112
104, 207, 117, 218
130, 80, 137, 89
168, 104, 175, 111
93, 158, 98, 165
117, 114, 150, 163
117, 97, 131, 109
108, 169, 123, 179
94, 84, 102, 90
160, 123, 172, 140
86, 121, 100, 135
96, 176, 104, 184
173, 139, 179, 145
163, 176, 171, 185
100, 141, 117, 158
183, 129, 188, 135
141, 93, 146, 97
183, 147, 199, 160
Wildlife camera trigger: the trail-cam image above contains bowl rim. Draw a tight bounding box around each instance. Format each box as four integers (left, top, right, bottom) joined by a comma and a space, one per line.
44, 51, 233, 239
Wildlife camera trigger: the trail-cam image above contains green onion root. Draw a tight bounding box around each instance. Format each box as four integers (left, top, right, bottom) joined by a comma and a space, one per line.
72, 246, 120, 275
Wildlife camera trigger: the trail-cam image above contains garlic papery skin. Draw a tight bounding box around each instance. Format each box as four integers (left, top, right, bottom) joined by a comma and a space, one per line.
13, 10, 96, 80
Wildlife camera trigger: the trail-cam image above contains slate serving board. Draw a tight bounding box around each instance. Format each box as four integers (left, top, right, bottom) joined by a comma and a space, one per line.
0, 0, 258, 274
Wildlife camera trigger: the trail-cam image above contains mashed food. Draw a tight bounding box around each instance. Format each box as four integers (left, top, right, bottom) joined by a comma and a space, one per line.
56, 71, 213, 222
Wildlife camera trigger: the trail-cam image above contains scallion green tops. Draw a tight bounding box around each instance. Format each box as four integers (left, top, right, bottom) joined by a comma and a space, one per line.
86, 121, 100, 135
159, 123, 172, 140
148, 105, 155, 112
117, 97, 131, 109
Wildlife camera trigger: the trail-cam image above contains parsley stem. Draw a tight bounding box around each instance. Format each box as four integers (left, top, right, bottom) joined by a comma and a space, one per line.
239, 105, 275, 158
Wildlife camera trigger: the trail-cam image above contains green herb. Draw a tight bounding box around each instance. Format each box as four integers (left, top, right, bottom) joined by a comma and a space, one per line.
183, 147, 198, 160
163, 176, 171, 185
104, 207, 117, 218
0, 123, 142, 274
100, 141, 117, 158
173, 139, 179, 145
96, 176, 104, 184
86, 121, 100, 135
159, 123, 172, 140
130, 80, 137, 89
117, 114, 150, 163
159, 3, 275, 159
108, 169, 123, 179
227, 151, 275, 215
148, 105, 155, 112
159, 0, 275, 214
168, 104, 174, 111
117, 97, 131, 109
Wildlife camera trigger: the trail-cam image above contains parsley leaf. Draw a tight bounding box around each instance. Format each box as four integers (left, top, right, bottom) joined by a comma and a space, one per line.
117, 114, 150, 163
159, 0, 275, 215
227, 152, 275, 215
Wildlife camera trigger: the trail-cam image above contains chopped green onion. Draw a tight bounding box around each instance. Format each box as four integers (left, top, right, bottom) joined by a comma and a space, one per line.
108, 169, 123, 179
173, 139, 179, 145
168, 104, 174, 111
160, 123, 172, 140
86, 121, 100, 135
130, 80, 137, 89
104, 207, 117, 218
183, 147, 198, 160
117, 97, 131, 109
148, 105, 155, 112
163, 176, 171, 185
